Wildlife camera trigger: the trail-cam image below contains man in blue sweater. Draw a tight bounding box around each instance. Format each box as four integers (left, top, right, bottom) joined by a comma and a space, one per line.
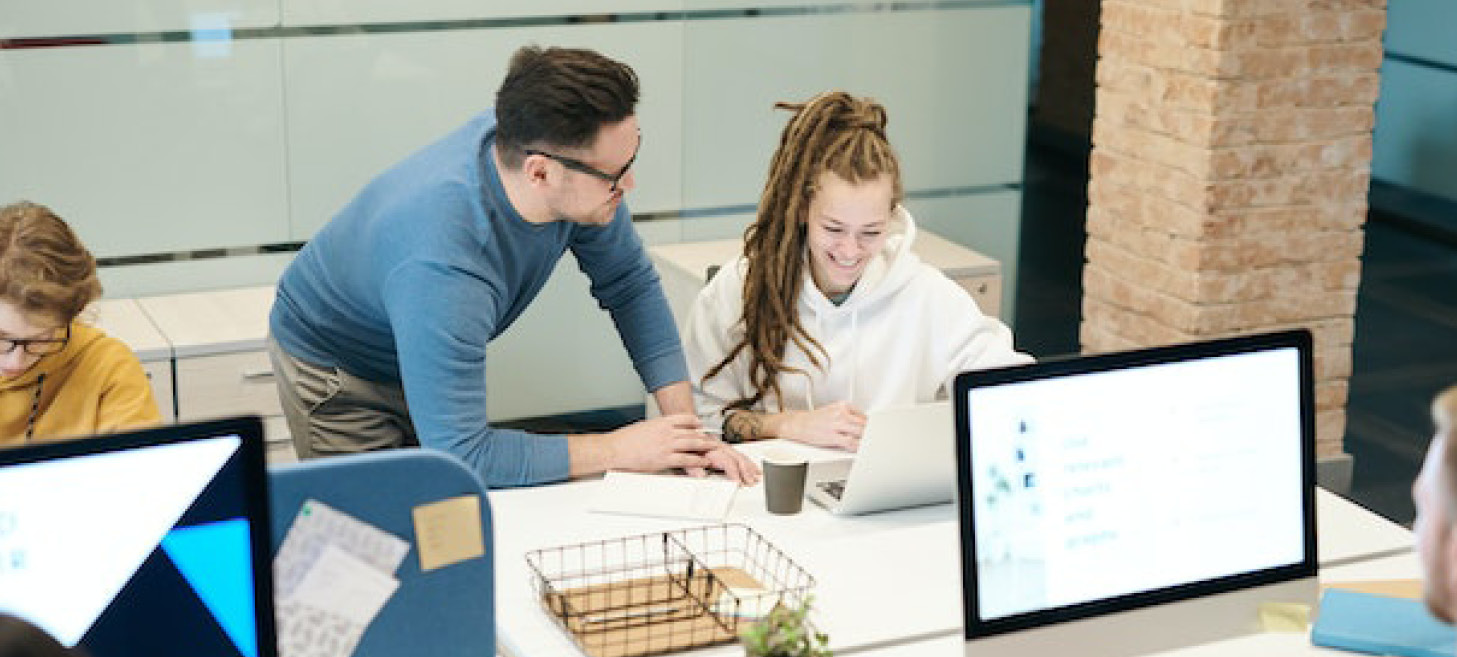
267, 45, 758, 488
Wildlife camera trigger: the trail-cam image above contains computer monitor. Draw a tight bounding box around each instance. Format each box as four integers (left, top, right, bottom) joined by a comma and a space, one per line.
953, 330, 1318, 657
0, 416, 278, 657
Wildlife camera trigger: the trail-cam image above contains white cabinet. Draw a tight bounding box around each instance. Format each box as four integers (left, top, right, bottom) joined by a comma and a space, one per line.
910, 231, 1003, 317
88, 298, 176, 421
135, 285, 295, 462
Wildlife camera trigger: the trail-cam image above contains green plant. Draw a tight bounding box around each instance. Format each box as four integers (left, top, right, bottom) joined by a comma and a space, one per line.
739, 595, 831, 657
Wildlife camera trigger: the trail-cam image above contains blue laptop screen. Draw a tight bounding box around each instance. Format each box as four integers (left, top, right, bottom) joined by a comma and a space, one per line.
0, 418, 275, 657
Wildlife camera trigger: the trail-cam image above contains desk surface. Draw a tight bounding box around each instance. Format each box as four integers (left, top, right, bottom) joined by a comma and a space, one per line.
89, 298, 171, 361
858, 552, 1428, 657
135, 285, 274, 357
490, 441, 1413, 657
858, 628, 1367, 656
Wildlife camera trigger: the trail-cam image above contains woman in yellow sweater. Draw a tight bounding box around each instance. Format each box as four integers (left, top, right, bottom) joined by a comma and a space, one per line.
0, 201, 160, 444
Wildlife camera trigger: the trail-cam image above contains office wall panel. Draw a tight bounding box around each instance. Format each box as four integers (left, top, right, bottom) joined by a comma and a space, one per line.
904, 190, 1023, 323
484, 217, 684, 419
680, 6, 1031, 211
1385, 0, 1457, 67
1373, 60, 1457, 203
681, 213, 756, 243
278, 0, 909, 29
0, 40, 290, 257
98, 253, 295, 299
486, 256, 641, 420
0, 0, 278, 38
282, 1, 680, 28
283, 22, 686, 239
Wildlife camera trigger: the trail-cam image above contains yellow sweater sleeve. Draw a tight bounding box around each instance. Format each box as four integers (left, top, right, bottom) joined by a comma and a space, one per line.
91, 338, 164, 433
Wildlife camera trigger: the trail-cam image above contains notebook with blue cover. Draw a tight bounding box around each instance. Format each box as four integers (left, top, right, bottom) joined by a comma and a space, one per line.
1312, 588, 1457, 657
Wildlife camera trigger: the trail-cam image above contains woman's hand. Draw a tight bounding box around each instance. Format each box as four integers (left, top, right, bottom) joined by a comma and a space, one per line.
780, 401, 867, 451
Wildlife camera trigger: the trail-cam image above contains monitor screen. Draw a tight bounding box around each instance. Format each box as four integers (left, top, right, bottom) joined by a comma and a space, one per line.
954, 330, 1316, 641
0, 416, 277, 657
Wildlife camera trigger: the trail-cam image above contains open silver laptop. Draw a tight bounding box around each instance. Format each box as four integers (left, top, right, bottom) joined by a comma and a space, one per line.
805, 401, 954, 515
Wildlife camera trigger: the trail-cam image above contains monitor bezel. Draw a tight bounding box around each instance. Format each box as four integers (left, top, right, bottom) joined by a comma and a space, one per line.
952, 329, 1318, 640
0, 415, 279, 657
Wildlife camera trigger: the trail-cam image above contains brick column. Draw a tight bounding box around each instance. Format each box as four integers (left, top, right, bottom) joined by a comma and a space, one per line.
1082, 0, 1386, 458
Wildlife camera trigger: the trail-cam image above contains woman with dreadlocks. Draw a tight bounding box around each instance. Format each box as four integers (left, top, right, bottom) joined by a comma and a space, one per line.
0, 201, 160, 444
685, 92, 1031, 451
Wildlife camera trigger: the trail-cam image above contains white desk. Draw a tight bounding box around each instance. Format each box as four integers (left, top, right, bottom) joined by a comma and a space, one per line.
1315, 491, 1413, 567
489, 443, 1414, 657
860, 552, 1427, 656
861, 627, 1369, 656
1320, 551, 1423, 586
135, 285, 294, 461
135, 285, 274, 359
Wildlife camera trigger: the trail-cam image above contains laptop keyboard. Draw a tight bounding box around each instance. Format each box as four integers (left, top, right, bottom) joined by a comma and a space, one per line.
817, 479, 847, 500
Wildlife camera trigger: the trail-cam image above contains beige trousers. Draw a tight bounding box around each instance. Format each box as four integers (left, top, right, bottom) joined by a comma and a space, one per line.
266, 337, 418, 459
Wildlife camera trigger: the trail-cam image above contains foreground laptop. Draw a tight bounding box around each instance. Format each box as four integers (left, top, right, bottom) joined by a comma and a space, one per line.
953, 330, 1318, 657
0, 416, 278, 657
806, 401, 954, 515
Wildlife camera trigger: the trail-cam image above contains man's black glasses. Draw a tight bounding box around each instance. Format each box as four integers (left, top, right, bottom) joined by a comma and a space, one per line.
525, 137, 640, 193
1, 324, 70, 357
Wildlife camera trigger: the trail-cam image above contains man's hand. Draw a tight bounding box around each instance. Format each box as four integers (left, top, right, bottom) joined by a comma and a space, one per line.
781, 401, 867, 451
602, 414, 718, 473
690, 442, 761, 485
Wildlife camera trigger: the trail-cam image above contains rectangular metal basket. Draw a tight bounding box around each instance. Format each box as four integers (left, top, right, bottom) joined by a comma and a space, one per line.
525, 523, 815, 657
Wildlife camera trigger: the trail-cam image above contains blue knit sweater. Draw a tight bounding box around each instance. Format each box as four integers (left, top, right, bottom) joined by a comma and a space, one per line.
270, 111, 686, 487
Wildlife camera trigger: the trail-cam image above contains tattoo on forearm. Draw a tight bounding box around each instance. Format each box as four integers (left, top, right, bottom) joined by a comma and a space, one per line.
725, 411, 765, 443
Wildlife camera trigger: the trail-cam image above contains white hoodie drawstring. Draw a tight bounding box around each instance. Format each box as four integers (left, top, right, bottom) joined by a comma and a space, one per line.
848, 309, 859, 408
805, 309, 822, 411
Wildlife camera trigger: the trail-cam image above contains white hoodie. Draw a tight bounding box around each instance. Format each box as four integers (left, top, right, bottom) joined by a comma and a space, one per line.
685, 207, 1032, 429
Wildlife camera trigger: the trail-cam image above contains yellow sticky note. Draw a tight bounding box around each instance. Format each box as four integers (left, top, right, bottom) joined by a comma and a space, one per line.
1259, 601, 1311, 633
411, 495, 486, 572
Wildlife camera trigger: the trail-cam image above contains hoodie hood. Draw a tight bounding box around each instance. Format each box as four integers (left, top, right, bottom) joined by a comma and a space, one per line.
0, 321, 104, 392
791, 206, 923, 409
800, 204, 922, 315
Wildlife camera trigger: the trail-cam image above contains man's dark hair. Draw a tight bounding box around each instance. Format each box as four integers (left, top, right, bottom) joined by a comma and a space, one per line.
495, 45, 640, 169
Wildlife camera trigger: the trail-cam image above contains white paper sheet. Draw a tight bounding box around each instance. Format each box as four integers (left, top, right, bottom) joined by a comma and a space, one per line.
589, 471, 740, 521
276, 545, 400, 657
273, 499, 409, 599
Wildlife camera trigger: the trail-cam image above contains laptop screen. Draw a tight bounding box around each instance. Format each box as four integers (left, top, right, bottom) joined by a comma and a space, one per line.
0, 417, 277, 657
954, 330, 1316, 639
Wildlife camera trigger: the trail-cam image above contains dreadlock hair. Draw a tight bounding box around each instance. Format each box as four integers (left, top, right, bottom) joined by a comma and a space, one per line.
703, 91, 903, 413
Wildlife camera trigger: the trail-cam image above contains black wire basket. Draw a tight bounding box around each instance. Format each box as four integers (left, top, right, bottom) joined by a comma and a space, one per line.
525, 523, 815, 657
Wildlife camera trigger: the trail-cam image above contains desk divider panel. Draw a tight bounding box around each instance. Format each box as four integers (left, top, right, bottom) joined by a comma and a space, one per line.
268, 449, 496, 657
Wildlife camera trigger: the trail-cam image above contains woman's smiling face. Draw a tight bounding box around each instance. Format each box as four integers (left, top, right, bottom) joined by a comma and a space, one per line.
804, 171, 894, 298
